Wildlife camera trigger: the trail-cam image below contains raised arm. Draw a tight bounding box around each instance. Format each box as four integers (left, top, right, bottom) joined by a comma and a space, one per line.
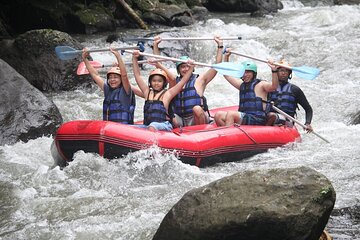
82, 48, 104, 91
110, 47, 131, 94
152, 35, 176, 87
200, 36, 224, 85
223, 48, 242, 89
132, 50, 150, 96
262, 60, 279, 93
131, 85, 145, 98
215, 36, 224, 64
153, 35, 161, 55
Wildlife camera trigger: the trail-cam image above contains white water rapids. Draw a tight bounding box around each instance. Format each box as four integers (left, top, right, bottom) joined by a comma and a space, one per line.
0, 2, 359, 239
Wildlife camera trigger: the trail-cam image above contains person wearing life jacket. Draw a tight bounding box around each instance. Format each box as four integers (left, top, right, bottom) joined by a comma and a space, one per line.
266, 60, 313, 132
214, 48, 279, 126
152, 35, 224, 127
82, 47, 135, 124
132, 50, 195, 131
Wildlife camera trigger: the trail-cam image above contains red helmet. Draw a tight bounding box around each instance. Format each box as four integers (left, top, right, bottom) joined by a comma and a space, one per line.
277, 59, 292, 79
149, 68, 168, 80
148, 68, 168, 89
107, 67, 121, 79
278, 59, 292, 68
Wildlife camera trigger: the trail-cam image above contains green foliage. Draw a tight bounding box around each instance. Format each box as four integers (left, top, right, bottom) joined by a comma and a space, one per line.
312, 186, 334, 204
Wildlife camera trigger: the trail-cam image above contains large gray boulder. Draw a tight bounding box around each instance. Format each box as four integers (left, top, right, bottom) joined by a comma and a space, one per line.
0, 59, 62, 146
153, 166, 335, 240
138, 2, 196, 27
0, 29, 89, 92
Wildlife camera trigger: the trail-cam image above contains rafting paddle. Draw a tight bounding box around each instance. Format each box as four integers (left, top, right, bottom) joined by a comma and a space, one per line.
271, 103, 330, 143
227, 49, 320, 80
76, 59, 166, 75
123, 36, 242, 42
55, 45, 139, 60
123, 50, 245, 78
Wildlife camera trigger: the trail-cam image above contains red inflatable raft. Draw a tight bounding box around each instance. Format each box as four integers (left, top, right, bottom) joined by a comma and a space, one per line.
51, 106, 301, 168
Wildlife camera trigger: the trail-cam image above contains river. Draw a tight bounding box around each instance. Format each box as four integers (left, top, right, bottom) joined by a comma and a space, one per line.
0, 2, 359, 239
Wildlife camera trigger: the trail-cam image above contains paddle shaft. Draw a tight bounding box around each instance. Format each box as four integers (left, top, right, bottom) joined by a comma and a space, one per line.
229, 50, 293, 70
96, 60, 150, 68
67, 46, 139, 55
95, 59, 165, 68
125, 36, 242, 41
271, 104, 330, 143
77, 59, 166, 75
124, 50, 214, 68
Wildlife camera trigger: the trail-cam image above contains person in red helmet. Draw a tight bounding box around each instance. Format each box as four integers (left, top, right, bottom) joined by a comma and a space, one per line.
152, 35, 224, 127
132, 50, 195, 131
266, 59, 313, 132
82, 47, 135, 124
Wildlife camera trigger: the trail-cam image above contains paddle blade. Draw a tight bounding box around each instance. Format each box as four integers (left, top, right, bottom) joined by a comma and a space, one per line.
76, 61, 104, 75
292, 66, 320, 80
55, 46, 80, 60
212, 62, 245, 78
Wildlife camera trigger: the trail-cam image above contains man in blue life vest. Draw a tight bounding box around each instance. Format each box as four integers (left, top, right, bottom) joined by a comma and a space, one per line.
152, 35, 224, 127
266, 60, 313, 132
82, 48, 135, 124
214, 48, 279, 126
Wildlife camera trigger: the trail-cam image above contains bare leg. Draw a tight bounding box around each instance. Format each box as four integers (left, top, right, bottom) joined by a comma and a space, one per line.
193, 106, 206, 125
214, 111, 227, 126
265, 112, 276, 126
172, 117, 180, 128
225, 111, 241, 126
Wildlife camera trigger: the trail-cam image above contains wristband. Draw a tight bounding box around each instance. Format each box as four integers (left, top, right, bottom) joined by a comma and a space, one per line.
272, 70, 278, 73
218, 46, 224, 49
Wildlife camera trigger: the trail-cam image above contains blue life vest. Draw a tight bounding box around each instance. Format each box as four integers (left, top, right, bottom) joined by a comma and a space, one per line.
173, 74, 208, 117
103, 85, 135, 124
268, 82, 297, 117
239, 79, 266, 120
143, 90, 168, 125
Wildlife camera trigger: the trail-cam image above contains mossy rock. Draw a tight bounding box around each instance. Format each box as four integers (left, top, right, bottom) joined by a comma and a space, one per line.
75, 8, 108, 25
132, 0, 157, 12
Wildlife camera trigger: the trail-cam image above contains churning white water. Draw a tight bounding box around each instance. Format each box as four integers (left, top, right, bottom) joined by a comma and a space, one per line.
0, 3, 359, 239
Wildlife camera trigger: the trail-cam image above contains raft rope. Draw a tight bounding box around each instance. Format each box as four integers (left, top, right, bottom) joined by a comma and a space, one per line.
233, 123, 258, 145
172, 124, 259, 146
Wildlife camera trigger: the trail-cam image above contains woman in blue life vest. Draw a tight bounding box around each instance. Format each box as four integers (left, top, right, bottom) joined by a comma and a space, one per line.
151, 35, 224, 127
214, 48, 279, 126
82, 47, 135, 124
131, 50, 195, 131
266, 60, 313, 132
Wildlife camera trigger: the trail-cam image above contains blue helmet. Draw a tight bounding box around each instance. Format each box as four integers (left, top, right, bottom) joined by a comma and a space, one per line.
176, 56, 190, 72
241, 61, 257, 73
